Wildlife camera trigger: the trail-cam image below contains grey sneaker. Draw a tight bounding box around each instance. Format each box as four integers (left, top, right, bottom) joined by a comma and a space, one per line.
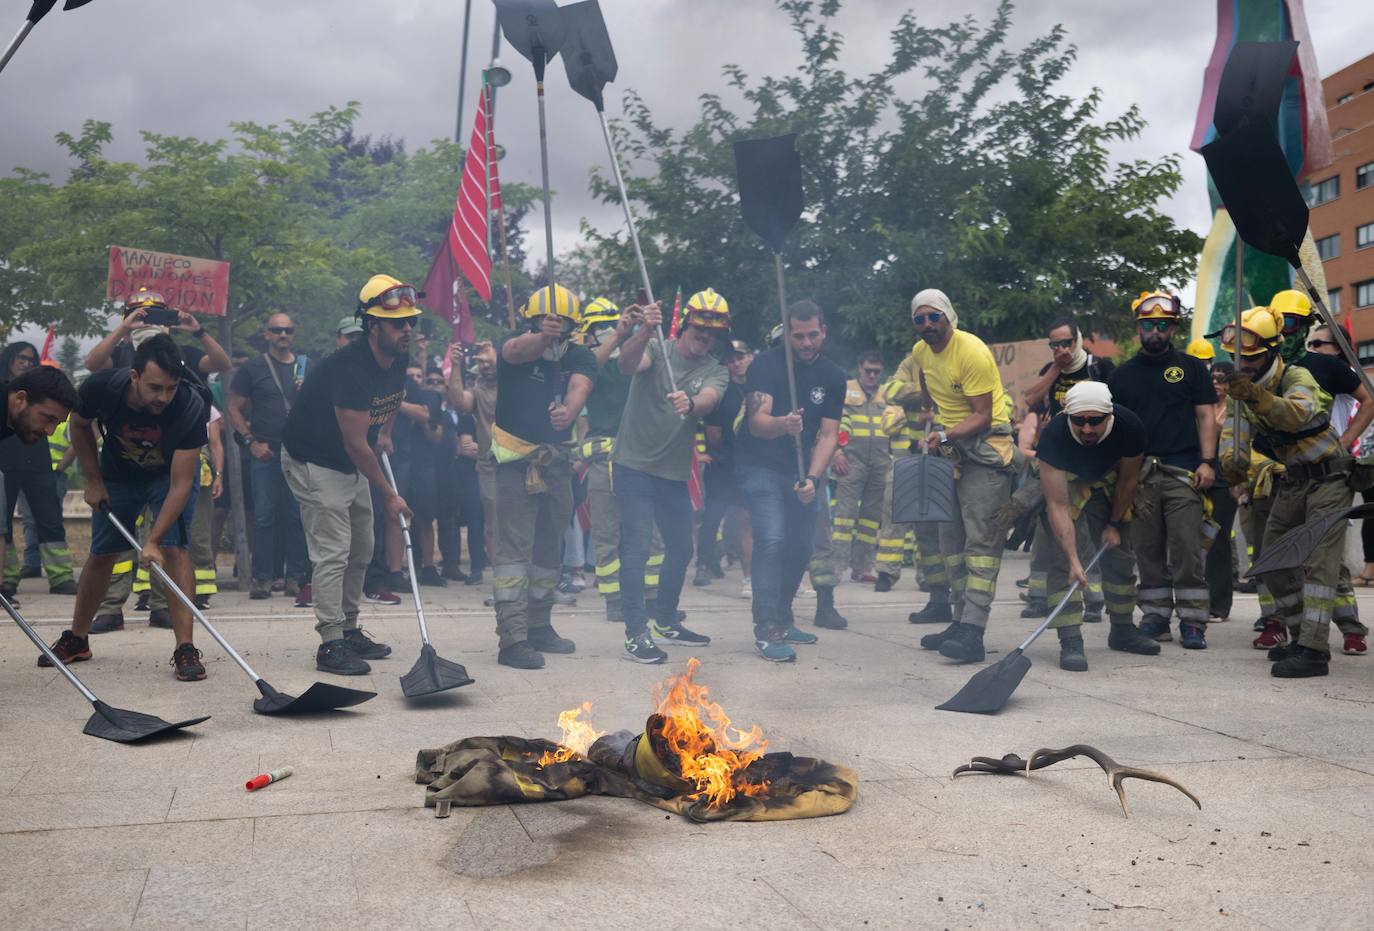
316, 639, 370, 675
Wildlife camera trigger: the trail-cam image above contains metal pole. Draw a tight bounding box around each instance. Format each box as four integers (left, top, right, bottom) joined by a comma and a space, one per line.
382, 454, 431, 645
218, 315, 251, 592
1233, 237, 1245, 463
0, 20, 35, 75
533, 49, 556, 283
455, 0, 474, 143
596, 110, 677, 392
1293, 264, 1374, 401
489, 17, 502, 110
772, 253, 805, 481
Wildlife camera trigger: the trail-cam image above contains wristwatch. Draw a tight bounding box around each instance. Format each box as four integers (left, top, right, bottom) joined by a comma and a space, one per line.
1107, 518, 1128, 532
804, 473, 818, 486
685, 396, 696, 416
1199, 457, 1219, 470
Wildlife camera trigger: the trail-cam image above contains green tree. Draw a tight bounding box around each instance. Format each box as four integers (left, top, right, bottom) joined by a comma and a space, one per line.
56, 335, 81, 373
577, 0, 1202, 359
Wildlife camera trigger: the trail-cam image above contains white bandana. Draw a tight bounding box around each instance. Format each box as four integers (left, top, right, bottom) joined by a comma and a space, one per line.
911, 289, 957, 329
1063, 381, 1114, 446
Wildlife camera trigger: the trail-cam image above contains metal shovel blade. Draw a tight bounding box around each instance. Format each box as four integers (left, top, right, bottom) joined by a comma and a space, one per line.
493, 0, 565, 65
83, 700, 209, 744
935, 648, 1031, 715
401, 643, 475, 698
1245, 503, 1374, 577
559, 0, 617, 110
734, 133, 804, 253
252, 679, 376, 716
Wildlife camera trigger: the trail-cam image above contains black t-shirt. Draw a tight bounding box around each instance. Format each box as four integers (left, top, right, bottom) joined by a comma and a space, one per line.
1035, 357, 1116, 418
703, 380, 745, 467
400, 384, 447, 470
1295, 352, 1359, 398
229, 354, 300, 442
282, 339, 406, 473
0, 380, 16, 444
78, 368, 209, 483
736, 347, 847, 474
454, 411, 478, 476
1107, 348, 1216, 470
493, 335, 598, 446
1036, 405, 1146, 483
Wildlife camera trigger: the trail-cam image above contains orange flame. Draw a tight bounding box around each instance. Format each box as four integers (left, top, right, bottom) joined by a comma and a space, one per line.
652, 657, 768, 808
537, 701, 605, 767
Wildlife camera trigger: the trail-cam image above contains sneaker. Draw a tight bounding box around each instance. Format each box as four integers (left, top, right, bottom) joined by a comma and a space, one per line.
284, 578, 300, 598
364, 587, 401, 606
556, 573, 582, 595
497, 640, 546, 669
1267, 640, 1301, 662
193, 594, 211, 610
1252, 620, 1287, 650
250, 579, 272, 600
1271, 645, 1330, 678
814, 603, 848, 630
1020, 600, 1048, 619
1082, 605, 1103, 624
528, 625, 576, 654
385, 570, 408, 592
850, 570, 877, 584
692, 568, 713, 587
316, 639, 371, 675
1179, 623, 1207, 650
651, 620, 711, 646
149, 609, 172, 630
920, 622, 961, 651
36, 630, 91, 666
1252, 617, 1267, 632
442, 564, 469, 582
464, 570, 484, 586
1139, 617, 1172, 642
294, 583, 313, 608
19, 566, 40, 579
1015, 575, 1030, 589
874, 572, 895, 593
271, 578, 285, 592
1107, 623, 1162, 655
909, 601, 953, 624
739, 577, 752, 599
343, 627, 392, 659
417, 566, 448, 588
753, 629, 796, 663
134, 592, 150, 612
1343, 633, 1368, 656
48, 579, 77, 595
1235, 579, 1258, 594
171, 643, 206, 681
1058, 635, 1088, 672
89, 612, 125, 634
605, 600, 625, 624
553, 590, 577, 606
624, 632, 668, 664
938, 624, 985, 664
781, 625, 819, 644
1209, 612, 1229, 624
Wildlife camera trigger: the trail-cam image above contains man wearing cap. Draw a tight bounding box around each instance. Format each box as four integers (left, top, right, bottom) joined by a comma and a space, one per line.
336, 316, 363, 349
613, 289, 729, 663
1107, 291, 1218, 650
1036, 382, 1162, 670
900, 289, 1016, 665
1219, 306, 1350, 677
280, 274, 414, 675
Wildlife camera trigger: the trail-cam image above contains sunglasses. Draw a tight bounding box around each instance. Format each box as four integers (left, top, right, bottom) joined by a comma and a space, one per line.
361, 284, 420, 311
1068, 413, 1109, 428
425, 378, 444, 387
1138, 319, 1174, 333
1048, 338, 1075, 350
267, 326, 295, 335
911, 312, 944, 326
381, 317, 415, 331
1308, 339, 1337, 350
860, 367, 883, 377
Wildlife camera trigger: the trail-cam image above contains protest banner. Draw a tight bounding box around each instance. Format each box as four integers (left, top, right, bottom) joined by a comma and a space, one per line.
106, 245, 230, 316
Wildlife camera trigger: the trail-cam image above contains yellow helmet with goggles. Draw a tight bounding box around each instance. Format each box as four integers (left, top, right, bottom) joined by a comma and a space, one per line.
1186, 338, 1215, 361
1131, 290, 1181, 320
521, 284, 582, 327
1269, 289, 1311, 317
1219, 306, 1284, 357
358, 274, 423, 319
682, 287, 732, 331
580, 296, 620, 332
125, 287, 168, 312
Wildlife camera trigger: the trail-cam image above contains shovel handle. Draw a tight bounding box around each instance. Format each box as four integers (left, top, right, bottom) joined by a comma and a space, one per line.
1, 589, 100, 703
1015, 542, 1111, 652
381, 453, 432, 645
772, 253, 806, 482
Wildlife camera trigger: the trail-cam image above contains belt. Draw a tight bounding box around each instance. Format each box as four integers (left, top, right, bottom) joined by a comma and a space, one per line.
1280, 457, 1351, 484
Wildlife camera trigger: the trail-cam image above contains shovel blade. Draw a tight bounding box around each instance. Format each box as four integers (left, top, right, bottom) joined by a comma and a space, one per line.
252, 679, 376, 716
935, 650, 1031, 715
401, 644, 475, 698
83, 701, 209, 744
493, 0, 566, 64
734, 134, 804, 253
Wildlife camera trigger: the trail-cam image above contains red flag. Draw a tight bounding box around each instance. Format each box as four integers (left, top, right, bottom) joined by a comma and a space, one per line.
38, 325, 55, 362
669, 287, 682, 338
448, 84, 495, 301
420, 241, 475, 344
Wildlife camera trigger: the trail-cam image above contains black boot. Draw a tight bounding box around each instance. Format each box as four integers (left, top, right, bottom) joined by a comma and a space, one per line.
920, 622, 960, 651
874, 572, 894, 593
908, 601, 953, 624
938, 624, 985, 663
528, 625, 576, 654
813, 586, 848, 629
1057, 630, 1088, 672
1107, 621, 1161, 655
1020, 600, 1048, 619
1271, 644, 1329, 678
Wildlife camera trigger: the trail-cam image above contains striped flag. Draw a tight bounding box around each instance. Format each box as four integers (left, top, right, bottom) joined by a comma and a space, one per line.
448, 84, 495, 301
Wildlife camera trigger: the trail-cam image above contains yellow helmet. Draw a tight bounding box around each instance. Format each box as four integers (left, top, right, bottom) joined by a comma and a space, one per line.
1131, 290, 1181, 320
1269, 289, 1311, 317
125, 287, 168, 311
580, 296, 620, 332
358, 274, 423, 319
1220, 306, 1284, 357
682, 287, 732, 330
521, 284, 582, 326
1186, 338, 1215, 361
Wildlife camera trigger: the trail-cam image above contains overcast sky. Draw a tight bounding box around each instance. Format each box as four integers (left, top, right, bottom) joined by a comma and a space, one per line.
5, 0, 1373, 309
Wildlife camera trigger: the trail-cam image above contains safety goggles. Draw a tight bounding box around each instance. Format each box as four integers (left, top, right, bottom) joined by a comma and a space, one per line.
1219, 323, 1266, 353
126, 289, 167, 309
1068, 413, 1109, 428
683, 309, 731, 330
911, 311, 944, 327
361, 284, 420, 312
1138, 319, 1174, 333
1281, 313, 1308, 335
267, 325, 295, 335
1133, 295, 1180, 319
1048, 338, 1075, 350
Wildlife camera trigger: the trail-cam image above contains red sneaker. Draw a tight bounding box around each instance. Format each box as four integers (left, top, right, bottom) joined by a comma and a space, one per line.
294, 583, 313, 608
37, 630, 91, 667
1252, 620, 1287, 650
1343, 633, 1367, 656
171, 643, 206, 681
850, 570, 877, 584
365, 587, 401, 606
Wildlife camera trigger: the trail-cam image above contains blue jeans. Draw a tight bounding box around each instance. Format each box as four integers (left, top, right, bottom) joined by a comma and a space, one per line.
90, 473, 196, 555
250, 445, 308, 584
614, 464, 693, 636
738, 463, 819, 634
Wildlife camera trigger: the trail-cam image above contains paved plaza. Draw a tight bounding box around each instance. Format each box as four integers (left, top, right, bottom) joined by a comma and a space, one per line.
2, 552, 1373, 929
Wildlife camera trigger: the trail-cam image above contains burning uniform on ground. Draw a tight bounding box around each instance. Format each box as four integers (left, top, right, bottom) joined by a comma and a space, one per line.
1035, 382, 1163, 671
1106, 291, 1219, 650
904, 289, 1016, 665
1220, 306, 1350, 678
485, 285, 597, 670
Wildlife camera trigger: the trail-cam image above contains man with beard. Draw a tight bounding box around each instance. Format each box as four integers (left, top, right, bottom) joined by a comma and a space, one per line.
1107, 292, 1218, 650
904, 289, 1016, 664
825, 351, 891, 596
280, 274, 414, 675
737, 301, 845, 662
1219, 306, 1349, 678
1036, 382, 1162, 671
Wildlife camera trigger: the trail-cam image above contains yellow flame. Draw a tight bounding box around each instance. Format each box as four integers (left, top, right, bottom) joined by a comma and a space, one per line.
537, 701, 605, 767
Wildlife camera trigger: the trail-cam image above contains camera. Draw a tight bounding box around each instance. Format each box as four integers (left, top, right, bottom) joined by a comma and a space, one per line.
139, 306, 181, 328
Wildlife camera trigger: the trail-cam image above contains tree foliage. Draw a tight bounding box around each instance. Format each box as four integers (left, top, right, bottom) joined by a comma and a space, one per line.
576, 0, 1202, 359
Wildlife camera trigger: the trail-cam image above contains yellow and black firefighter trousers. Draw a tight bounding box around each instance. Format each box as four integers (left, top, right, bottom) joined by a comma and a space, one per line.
829, 447, 889, 577
1129, 462, 1210, 629
1043, 487, 1138, 632
940, 460, 1013, 628
1026, 512, 1104, 612
491, 454, 573, 649
808, 484, 837, 590
581, 439, 662, 619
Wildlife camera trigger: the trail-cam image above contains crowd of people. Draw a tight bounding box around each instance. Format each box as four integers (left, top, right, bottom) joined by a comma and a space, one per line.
13, 274, 1374, 684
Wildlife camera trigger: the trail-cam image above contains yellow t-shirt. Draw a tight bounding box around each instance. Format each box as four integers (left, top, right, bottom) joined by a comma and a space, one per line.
908, 330, 1010, 429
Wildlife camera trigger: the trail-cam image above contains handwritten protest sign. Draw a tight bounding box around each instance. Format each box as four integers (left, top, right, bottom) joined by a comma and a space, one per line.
106, 245, 230, 317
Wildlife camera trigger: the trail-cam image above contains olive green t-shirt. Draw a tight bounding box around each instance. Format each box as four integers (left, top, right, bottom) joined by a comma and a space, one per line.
612, 338, 728, 482
585, 358, 632, 438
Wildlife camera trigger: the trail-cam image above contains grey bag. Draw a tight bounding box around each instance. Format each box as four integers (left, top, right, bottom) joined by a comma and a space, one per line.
892, 448, 957, 524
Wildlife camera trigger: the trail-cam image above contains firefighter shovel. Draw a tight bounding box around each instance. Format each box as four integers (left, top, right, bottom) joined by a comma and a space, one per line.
381, 454, 475, 698
4, 591, 209, 743
937, 543, 1109, 715
105, 511, 375, 715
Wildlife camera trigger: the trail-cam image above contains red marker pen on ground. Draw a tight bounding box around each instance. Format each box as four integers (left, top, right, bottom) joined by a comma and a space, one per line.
245, 767, 293, 791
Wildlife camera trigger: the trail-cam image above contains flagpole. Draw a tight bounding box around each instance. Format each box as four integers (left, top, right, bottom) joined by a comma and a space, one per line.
455, 0, 474, 143
0, 19, 35, 74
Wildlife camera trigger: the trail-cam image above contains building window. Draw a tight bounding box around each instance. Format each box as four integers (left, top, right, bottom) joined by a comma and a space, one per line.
1358, 279, 1374, 310
1316, 234, 1340, 260
1329, 288, 1342, 315
1359, 341, 1374, 367
1307, 176, 1339, 207
1359, 222, 1374, 250
1358, 161, 1374, 190
1338, 93, 1354, 105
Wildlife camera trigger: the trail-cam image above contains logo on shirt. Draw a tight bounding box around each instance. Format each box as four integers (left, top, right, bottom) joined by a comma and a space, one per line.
690, 376, 704, 393
810, 386, 826, 404
1163, 366, 1184, 384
